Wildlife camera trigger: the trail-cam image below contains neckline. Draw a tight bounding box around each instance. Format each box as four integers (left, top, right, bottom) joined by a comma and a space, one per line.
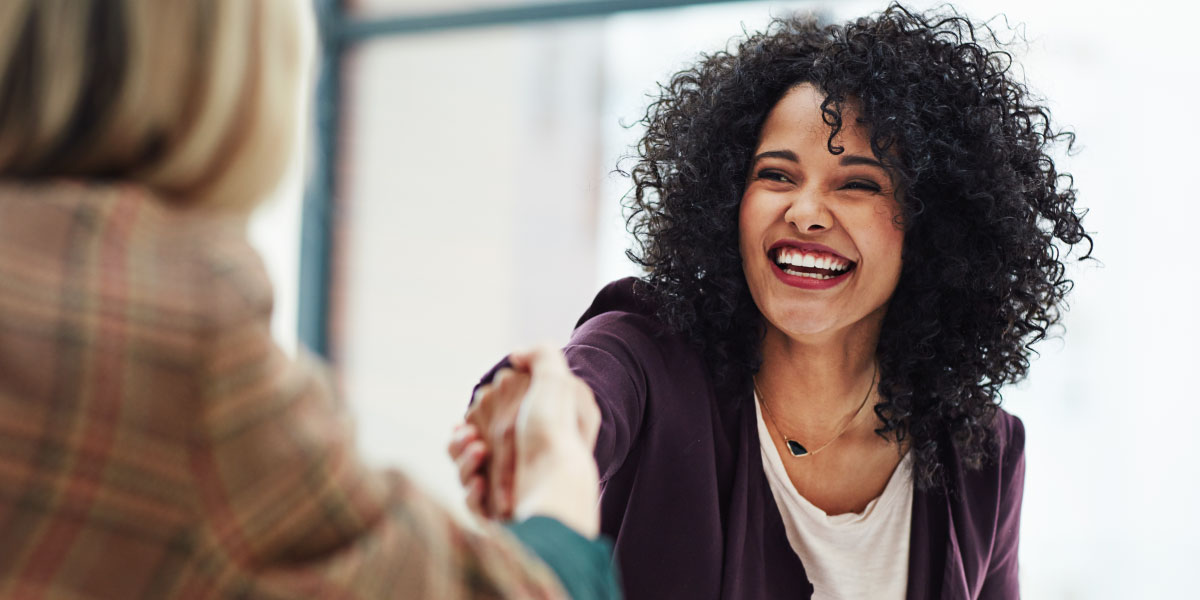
754, 391, 913, 525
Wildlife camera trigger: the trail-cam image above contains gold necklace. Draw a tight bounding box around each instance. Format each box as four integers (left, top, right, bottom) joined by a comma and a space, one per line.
754, 362, 878, 458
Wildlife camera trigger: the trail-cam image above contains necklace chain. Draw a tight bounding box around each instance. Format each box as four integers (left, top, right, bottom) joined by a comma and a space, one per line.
754, 362, 878, 458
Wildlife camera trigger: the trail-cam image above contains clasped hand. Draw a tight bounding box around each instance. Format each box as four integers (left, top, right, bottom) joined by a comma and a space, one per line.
448, 346, 602, 538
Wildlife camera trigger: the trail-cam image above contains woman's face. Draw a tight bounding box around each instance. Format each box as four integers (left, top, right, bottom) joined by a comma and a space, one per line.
739, 84, 904, 344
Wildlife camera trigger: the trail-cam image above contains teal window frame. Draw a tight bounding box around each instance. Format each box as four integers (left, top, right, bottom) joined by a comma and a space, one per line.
300, 0, 761, 356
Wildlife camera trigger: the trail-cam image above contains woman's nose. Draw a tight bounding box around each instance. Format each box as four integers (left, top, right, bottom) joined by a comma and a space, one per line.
783, 189, 833, 232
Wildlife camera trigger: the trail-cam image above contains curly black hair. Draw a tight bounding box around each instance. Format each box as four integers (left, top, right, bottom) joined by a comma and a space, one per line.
623, 3, 1092, 489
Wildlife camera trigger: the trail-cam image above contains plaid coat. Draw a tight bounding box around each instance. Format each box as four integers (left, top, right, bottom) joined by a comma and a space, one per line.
0, 182, 565, 599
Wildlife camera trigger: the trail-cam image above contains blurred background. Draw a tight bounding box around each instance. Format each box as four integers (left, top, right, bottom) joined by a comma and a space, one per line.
250, 0, 1200, 597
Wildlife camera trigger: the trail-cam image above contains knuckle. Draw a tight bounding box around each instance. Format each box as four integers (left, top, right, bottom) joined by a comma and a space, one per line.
495, 368, 513, 385
472, 385, 490, 404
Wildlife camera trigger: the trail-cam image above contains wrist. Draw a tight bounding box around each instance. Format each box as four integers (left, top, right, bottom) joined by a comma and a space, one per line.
514, 440, 600, 538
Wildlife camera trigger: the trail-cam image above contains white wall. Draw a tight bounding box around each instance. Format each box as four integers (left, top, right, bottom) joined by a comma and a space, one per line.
336, 22, 606, 512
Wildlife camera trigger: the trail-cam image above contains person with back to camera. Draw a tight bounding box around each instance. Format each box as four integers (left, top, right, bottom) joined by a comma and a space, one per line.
0, 1, 619, 598
452, 4, 1092, 599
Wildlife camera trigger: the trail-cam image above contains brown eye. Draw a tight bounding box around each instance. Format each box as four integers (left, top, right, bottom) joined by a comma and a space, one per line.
844, 180, 881, 192
756, 169, 792, 183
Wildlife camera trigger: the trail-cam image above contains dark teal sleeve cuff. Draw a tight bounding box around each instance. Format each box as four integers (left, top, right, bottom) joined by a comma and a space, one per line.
506, 516, 621, 600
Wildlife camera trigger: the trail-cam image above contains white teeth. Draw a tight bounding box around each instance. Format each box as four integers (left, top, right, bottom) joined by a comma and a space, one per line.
774, 249, 853, 273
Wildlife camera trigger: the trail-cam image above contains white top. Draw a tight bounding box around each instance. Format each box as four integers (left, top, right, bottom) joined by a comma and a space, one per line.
755, 395, 913, 600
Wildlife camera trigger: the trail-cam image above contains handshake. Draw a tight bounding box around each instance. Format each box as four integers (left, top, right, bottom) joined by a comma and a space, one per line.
448, 346, 603, 538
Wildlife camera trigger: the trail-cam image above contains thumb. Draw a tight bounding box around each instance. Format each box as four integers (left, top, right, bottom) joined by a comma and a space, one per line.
508, 343, 569, 375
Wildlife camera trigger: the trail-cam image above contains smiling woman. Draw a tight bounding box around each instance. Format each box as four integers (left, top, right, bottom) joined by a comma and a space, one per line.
740, 84, 908, 521
740, 84, 905, 344
0, 1, 619, 598
455, 3, 1092, 599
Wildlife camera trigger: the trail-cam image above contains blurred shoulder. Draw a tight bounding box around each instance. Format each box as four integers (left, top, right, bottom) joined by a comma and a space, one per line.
0, 180, 271, 326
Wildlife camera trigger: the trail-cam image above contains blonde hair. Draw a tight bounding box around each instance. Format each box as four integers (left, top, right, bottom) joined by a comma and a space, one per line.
0, 0, 312, 210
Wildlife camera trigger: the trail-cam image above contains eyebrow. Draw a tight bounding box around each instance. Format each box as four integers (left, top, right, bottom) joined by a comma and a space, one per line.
839, 154, 886, 169
751, 150, 798, 164
750, 149, 885, 170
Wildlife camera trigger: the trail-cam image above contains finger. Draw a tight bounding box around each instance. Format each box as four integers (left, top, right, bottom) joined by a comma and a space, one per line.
470, 384, 491, 408
499, 371, 531, 409
493, 367, 515, 390
504, 480, 517, 521
464, 476, 487, 517
455, 440, 487, 485
509, 344, 569, 374
490, 427, 517, 519
508, 349, 533, 371
447, 423, 480, 458
466, 384, 493, 427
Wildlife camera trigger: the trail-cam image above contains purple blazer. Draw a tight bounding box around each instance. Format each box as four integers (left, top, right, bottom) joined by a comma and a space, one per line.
481, 278, 1024, 599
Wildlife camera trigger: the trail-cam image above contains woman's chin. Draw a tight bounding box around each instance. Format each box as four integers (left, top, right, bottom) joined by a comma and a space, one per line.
764, 315, 846, 343
762, 302, 889, 346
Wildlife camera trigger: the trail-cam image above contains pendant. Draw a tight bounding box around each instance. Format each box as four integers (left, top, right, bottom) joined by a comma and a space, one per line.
785, 439, 809, 457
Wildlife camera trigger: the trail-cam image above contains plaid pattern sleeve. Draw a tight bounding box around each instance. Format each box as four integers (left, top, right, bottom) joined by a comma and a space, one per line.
0, 183, 567, 599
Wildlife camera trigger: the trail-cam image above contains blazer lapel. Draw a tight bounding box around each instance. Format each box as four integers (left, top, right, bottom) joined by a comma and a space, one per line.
733, 393, 815, 599
939, 494, 971, 599
907, 482, 950, 599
